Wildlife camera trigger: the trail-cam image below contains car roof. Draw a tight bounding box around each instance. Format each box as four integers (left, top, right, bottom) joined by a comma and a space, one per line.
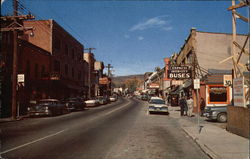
39, 99, 59, 102
150, 97, 162, 100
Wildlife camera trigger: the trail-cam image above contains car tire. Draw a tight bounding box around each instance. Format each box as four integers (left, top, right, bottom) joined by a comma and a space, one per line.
217, 113, 227, 123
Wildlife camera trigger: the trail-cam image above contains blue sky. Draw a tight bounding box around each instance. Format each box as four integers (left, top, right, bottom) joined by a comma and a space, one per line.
1, 0, 249, 76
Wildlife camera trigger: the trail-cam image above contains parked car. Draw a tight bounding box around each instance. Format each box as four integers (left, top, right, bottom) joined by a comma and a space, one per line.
96, 96, 108, 105
148, 98, 168, 114
27, 99, 68, 117
141, 94, 149, 101
62, 98, 85, 111
85, 98, 99, 107
204, 106, 227, 123
109, 96, 117, 102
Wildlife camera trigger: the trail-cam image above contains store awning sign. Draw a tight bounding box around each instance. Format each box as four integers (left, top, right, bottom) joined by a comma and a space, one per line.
168, 66, 191, 79
233, 77, 245, 107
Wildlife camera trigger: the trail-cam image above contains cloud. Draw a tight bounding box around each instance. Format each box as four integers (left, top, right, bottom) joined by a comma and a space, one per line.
138, 36, 144, 41
129, 15, 172, 32
124, 34, 130, 39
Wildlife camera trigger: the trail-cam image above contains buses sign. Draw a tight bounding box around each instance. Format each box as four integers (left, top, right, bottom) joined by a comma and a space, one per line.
168, 66, 191, 79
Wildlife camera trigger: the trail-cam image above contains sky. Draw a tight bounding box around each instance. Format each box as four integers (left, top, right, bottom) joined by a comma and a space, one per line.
1, 0, 249, 76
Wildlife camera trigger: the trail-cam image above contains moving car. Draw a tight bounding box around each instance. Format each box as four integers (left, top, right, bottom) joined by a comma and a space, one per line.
204, 106, 227, 123
148, 97, 168, 114
27, 99, 68, 117
109, 95, 117, 102
63, 98, 85, 111
96, 96, 108, 105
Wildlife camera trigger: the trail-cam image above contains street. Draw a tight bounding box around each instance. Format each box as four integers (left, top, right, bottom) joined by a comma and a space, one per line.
1, 98, 209, 159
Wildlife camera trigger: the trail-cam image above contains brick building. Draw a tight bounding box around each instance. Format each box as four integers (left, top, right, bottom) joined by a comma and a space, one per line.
23, 20, 87, 99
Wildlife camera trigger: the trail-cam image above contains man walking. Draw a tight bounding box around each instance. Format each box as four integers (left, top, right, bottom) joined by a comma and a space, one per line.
187, 97, 194, 117
179, 97, 185, 116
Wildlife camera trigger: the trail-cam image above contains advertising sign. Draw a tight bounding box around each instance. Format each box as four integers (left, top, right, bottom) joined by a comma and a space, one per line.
172, 80, 183, 85
223, 75, 232, 86
148, 83, 159, 89
17, 74, 25, 83
194, 79, 200, 89
168, 66, 191, 79
233, 77, 245, 107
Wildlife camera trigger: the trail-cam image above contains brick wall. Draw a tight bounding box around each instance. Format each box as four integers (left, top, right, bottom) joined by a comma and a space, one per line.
227, 106, 250, 138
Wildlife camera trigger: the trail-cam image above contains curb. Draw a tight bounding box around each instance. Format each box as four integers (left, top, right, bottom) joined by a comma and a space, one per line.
181, 126, 220, 159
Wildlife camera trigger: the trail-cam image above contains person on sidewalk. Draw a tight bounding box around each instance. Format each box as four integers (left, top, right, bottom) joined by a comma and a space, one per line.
179, 97, 185, 116
187, 96, 194, 117
200, 98, 205, 117
184, 96, 188, 116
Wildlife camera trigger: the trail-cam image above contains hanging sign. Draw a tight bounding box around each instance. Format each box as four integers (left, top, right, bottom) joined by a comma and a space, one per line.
168, 66, 191, 79
233, 77, 245, 107
194, 79, 200, 89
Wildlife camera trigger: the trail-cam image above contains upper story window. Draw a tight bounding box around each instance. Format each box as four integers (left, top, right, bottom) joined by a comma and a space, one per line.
35, 63, 39, 79
26, 60, 30, 77
65, 44, 68, 55
72, 48, 75, 59
72, 67, 74, 78
54, 36, 61, 50
41, 65, 45, 77
186, 52, 193, 64
53, 60, 60, 73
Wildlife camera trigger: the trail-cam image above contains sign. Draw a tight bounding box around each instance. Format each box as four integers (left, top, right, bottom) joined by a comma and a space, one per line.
172, 80, 183, 85
168, 66, 191, 79
148, 83, 159, 89
233, 77, 245, 107
194, 79, 200, 89
99, 77, 109, 85
17, 74, 25, 83
223, 75, 232, 86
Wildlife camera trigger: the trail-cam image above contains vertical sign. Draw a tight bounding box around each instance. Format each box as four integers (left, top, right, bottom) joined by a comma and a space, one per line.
233, 77, 245, 107
194, 79, 200, 89
223, 75, 232, 86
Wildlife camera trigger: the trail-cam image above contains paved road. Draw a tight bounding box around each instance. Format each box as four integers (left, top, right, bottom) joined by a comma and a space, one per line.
1, 98, 209, 159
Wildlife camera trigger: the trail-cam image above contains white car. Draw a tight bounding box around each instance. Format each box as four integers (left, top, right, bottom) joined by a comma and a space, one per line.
85, 99, 99, 107
148, 98, 168, 114
109, 96, 117, 102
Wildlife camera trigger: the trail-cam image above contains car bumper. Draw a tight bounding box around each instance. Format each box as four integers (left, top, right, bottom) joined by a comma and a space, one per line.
203, 113, 217, 120
86, 103, 96, 107
28, 111, 50, 116
149, 107, 168, 113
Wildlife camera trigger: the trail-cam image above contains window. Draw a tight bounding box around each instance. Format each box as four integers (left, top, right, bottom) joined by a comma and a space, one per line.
53, 60, 60, 72
78, 71, 81, 80
65, 64, 68, 76
65, 44, 68, 55
72, 49, 75, 59
54, 36, 61, 50
41, 65, 45, 77
186, 52, 193, 64
72, 68, 74, 78
26, 60, 30, 77
35, 63, 39, 78
208, 86, 229, 103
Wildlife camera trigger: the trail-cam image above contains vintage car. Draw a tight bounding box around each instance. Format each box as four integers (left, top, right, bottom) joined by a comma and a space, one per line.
204, 106, 227, 123
62, 98, 86, 111
85, 99, 99, 107
148, 97, 168, 115
27, 99, 68, 117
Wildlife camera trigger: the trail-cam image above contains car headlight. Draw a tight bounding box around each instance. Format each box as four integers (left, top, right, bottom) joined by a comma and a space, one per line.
27, 107, 30, 111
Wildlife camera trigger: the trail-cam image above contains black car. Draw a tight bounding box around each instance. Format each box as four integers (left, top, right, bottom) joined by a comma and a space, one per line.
204, 106, 227, 123
63, 98, 86, 111
28, 99, 68, 117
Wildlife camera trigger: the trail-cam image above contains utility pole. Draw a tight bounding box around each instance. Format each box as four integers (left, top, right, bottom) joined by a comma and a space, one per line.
105, 64, 113, 77
84, 48, 96, 99
1, 0, 34, 119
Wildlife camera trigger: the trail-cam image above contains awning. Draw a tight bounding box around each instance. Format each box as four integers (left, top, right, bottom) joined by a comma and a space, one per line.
170, 85, 183, 95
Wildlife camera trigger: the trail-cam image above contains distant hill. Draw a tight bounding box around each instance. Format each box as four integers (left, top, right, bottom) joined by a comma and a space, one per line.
112, 74, 144, 87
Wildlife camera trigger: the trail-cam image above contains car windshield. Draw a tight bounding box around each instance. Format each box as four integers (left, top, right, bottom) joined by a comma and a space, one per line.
149, 99, 165, 104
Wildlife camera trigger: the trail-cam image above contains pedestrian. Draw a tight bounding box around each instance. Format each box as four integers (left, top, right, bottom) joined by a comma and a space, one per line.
183, 96, 188, 116
200, 98, 205, 117
187, 97, 194, 117
179, 97, 186, 116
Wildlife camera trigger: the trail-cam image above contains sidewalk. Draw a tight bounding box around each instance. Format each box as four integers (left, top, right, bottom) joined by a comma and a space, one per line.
169, 106, 249, 159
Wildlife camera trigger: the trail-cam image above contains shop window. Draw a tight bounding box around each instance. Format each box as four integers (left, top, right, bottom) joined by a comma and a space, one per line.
65, 64, 68, 76
209, 86, 228, 103
41, 65, 45, 77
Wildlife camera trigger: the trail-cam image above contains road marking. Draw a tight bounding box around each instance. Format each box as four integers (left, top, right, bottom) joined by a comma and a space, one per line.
0, 129, 67, 155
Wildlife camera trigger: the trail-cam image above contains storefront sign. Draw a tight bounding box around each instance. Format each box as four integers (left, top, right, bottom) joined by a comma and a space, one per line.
223, 75, 232, 86
233, 77, 245, 107
148, 83, 159, 89
168, 66, 191, 79
172, 80, 183, 85
194, 79, 200, 89
99, 77, 109, 85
